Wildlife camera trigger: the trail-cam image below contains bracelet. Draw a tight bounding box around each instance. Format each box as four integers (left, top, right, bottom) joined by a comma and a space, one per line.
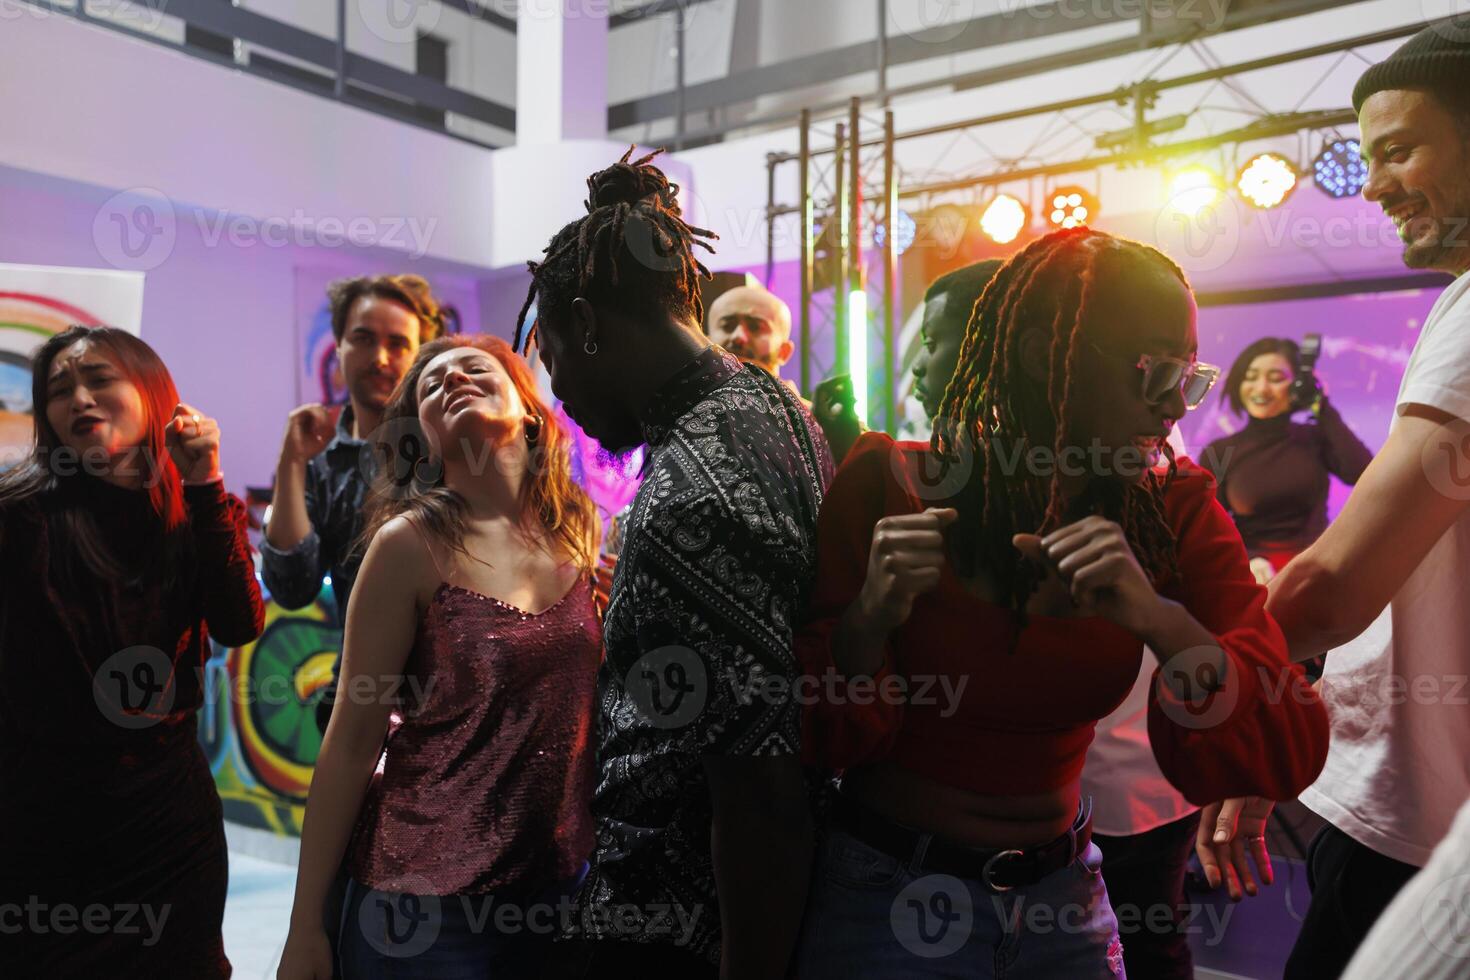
184, 473, 225, 487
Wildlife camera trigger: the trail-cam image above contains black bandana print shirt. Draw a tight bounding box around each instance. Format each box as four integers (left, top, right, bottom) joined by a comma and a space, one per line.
569, 347, 833, 963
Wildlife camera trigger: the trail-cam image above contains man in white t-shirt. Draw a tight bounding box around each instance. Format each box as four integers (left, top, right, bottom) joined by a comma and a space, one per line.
1196, 20, 1470, 980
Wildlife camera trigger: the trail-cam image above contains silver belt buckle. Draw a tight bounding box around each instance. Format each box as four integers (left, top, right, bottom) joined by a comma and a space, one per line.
981, 848, 1025, 892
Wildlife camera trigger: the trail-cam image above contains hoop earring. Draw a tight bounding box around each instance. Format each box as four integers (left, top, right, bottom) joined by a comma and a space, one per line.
584, 339, 598, 356
523, 414, 543, 446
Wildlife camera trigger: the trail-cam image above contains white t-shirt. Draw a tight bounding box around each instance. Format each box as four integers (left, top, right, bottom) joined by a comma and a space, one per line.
1082, 427, 1198, 837
1299, 273, 1470, 868
1341, 793, 1470, 978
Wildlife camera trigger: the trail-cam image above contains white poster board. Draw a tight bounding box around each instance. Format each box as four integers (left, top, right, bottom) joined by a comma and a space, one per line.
0, 263, 145, 468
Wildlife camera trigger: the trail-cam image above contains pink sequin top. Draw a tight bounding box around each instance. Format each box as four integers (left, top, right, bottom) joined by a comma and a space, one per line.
349, 575, 602, 895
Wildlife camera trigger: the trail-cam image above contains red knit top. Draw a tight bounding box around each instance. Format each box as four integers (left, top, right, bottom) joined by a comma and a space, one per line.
798, 432, 1329, 804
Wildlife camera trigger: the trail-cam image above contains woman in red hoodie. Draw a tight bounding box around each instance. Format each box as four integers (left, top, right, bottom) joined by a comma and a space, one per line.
796, 227, 1329, 978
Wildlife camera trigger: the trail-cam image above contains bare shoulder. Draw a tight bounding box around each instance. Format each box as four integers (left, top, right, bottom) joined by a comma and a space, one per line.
361, 515, 441, 599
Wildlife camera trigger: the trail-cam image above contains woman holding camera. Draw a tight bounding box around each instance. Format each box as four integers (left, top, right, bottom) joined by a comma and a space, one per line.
1201, 337, 1372, 585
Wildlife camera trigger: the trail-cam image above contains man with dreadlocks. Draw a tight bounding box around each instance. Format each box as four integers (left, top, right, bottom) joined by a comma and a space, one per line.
794, 226, 1329, 977
515, 148, 832, 979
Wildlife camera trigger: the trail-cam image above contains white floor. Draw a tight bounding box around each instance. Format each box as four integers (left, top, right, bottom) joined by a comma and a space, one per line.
223, 850, 295, 979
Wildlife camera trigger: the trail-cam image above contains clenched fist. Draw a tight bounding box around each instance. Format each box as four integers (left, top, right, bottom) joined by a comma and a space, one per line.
857, 507, 958, 633
279, 404, 334, 466
166, 402, 222, 484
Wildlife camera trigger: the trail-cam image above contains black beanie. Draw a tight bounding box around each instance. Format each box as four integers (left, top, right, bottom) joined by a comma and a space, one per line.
1353, 19, 1470, 113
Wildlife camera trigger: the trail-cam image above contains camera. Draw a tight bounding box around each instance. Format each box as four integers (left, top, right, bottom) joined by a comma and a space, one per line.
1290, 333, 1323, 413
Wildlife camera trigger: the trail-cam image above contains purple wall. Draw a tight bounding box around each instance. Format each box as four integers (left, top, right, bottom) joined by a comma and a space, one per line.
1185, 288, 1441, 517
0, 165, 488, 497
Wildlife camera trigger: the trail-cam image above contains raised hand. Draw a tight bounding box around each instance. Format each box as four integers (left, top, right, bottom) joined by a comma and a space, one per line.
858, 507, 958, 633
1013, 516, 1164, 636
280, 404, 334, 465
165, 402, 222, 484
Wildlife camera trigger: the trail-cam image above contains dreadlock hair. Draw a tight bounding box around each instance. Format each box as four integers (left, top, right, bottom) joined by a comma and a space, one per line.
513, 147, 718, 354
931, 226, 1187, 626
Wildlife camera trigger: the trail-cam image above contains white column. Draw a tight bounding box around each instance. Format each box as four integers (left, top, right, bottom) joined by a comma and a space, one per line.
516, 0, 608, 145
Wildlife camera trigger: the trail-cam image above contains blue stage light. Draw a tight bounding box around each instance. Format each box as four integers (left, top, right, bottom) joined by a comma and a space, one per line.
1313, 139, 1368, 199
874, 208, 917, 255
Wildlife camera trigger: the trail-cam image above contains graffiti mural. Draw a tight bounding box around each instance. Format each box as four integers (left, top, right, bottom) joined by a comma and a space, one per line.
200, 584, 340, 836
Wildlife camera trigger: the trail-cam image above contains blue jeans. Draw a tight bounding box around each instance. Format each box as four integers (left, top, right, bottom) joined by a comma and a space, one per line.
339, 869, 586, 980
796, 828, 1126, 978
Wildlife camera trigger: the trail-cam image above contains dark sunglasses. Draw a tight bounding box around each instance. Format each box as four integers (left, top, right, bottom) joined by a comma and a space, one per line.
1090, 341, 1220, 409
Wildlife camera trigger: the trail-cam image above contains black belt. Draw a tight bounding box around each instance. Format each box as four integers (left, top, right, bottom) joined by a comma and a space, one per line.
828, 793, 1093, 893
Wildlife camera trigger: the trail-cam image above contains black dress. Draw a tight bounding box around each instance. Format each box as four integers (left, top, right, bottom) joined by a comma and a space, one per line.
0, 472, 264, 977
1200, 400, 1373, 566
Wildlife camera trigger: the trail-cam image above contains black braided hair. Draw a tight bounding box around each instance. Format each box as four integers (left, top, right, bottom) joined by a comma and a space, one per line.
932, 226, 1187, 625
514, 147, 718, 354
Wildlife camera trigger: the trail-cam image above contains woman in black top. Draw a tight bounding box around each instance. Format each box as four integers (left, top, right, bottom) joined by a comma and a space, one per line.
0, 326, 264, 977
1201, 337, 1373, 584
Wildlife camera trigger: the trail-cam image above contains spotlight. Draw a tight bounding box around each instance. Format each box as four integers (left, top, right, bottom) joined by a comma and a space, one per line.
1237, 152, 1299, 209
1047, 185, 1098, 229
1165, 166, 1225, 217
979, 194, 1029, 245
874, 208, 918, 255
1313, 138, 1368, 199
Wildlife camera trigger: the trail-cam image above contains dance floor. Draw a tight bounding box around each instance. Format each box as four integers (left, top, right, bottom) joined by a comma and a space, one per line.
220, 822, 1305, 980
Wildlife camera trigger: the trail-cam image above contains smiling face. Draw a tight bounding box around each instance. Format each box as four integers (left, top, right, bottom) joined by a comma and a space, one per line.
1240, 352, 1294, 420
414, 345, 527, 462
1062, 262, 1197, 485
337, 295, 422, 414
1360, 88, 1470, 276
913, 292, 965, 423
44, 340, 148, 463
